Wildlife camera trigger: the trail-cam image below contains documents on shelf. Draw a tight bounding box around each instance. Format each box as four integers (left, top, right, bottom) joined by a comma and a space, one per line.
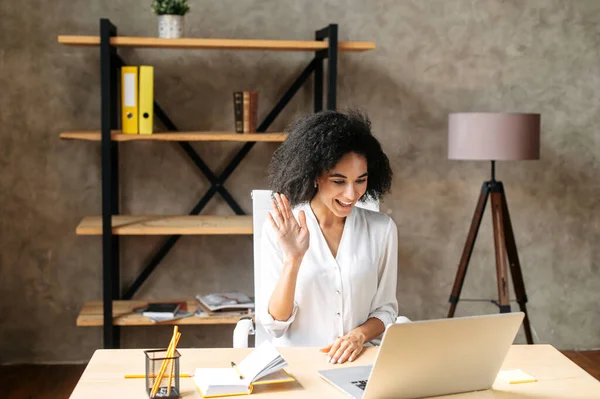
138, 65, 154, 135
121, 66, 138, 134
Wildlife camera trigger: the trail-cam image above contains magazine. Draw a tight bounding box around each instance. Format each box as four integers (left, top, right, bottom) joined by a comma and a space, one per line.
196, 292, 255, 312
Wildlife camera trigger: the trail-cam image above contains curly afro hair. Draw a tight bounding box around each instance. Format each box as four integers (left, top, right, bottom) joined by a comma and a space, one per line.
268, 110, 392, 207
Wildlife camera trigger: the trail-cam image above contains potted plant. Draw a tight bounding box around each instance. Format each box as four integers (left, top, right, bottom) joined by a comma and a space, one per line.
152, 0, 190, 39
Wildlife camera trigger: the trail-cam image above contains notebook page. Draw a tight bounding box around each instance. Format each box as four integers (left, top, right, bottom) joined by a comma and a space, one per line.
238, 341, 287, 383
254, 361, 287, 381
193, 368, 249, 396
253, 369, 295, 385
254, 357, 287, 381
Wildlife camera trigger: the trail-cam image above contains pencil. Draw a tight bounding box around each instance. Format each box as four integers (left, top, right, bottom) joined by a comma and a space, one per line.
151, 326, 179, 398
125, 374, 191, 379
167, 333, 181, 395
151, 331, 178, 397
157, 331, 180, 396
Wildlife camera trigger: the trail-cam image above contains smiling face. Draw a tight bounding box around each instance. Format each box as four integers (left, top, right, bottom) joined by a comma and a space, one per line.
314, 152, 369, 218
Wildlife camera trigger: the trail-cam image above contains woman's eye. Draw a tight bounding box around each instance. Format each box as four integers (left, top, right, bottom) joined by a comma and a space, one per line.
356, 179, 367, 184
332, 180, 345, 185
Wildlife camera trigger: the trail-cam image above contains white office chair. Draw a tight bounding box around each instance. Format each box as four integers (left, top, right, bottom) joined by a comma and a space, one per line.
233, 190, 407, 348
232, 190, 275, 348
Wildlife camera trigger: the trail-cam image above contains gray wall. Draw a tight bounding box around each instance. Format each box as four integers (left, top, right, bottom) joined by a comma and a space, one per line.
1, 0, 599, 363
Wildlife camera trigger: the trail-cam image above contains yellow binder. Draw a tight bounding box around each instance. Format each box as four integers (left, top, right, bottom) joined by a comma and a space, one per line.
121, 66, 138, 134
138, 66, 154, 135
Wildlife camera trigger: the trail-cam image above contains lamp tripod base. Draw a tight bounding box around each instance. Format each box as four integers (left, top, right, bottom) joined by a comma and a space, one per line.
447, 179, 534, 344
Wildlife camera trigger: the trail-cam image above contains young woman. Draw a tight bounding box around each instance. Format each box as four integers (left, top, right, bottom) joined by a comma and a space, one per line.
261, 110, 398, 364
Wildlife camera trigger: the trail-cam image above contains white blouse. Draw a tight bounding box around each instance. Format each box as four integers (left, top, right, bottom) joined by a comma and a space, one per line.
260, 202, 399, 347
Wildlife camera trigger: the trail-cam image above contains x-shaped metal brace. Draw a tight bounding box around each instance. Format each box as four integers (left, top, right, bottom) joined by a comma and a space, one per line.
119, 25, 338, 299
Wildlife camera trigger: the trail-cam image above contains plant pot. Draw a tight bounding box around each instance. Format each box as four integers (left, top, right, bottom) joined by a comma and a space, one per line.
158, 15, 184, 39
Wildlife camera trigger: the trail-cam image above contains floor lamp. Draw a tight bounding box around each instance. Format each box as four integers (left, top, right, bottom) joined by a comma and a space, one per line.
447, 112, 540, 345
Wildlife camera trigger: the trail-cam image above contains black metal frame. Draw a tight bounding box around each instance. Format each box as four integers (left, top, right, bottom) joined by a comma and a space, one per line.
100, 19, 120, 348
98, 18, 339, 348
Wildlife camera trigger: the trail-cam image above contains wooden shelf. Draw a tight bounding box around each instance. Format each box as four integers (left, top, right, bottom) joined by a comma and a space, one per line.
60, 131, 288, 142
57, 35, 376, 52
76, 215, 253, 235
77, 300, 251, 326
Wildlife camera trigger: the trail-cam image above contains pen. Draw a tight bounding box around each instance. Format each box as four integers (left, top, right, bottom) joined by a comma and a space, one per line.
231, 361, 244, 380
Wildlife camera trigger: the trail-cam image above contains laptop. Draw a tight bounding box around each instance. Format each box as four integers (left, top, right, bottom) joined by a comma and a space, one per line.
318, 312, 524, 399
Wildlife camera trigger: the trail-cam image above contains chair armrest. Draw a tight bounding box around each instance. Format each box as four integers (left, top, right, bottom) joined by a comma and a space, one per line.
233, 317, 255, 348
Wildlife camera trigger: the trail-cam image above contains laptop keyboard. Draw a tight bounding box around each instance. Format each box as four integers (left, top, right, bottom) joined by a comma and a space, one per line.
351, 380, 368, 391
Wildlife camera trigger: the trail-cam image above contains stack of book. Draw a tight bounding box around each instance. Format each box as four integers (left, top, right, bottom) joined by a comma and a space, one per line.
233, 91, 258, 133
121, 66, 154, 135
134, 301, 193, 323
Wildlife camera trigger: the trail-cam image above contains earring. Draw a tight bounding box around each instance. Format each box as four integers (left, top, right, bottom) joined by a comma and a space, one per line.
314, 181, 318, 188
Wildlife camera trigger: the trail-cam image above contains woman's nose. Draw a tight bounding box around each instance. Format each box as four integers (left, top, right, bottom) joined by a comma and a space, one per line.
344, 184, 356, 199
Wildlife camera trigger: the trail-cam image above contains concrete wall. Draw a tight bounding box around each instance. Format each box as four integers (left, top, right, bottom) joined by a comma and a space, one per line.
1, 0, 598, 363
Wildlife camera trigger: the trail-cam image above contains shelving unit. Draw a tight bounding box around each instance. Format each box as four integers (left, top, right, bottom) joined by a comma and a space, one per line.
60, 131, 288, 142
77, 300, 243, 326
57, 35, 375, 51
60, 19, 374, 348
76, 215, 253, 235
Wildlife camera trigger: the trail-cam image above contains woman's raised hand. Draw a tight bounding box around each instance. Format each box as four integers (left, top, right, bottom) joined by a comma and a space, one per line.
267, 193, 310, 262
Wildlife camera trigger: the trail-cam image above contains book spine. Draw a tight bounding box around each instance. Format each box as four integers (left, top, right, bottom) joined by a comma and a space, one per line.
249, 91, 258, 133
243, 91, 250, 133
233, 91, 243, 133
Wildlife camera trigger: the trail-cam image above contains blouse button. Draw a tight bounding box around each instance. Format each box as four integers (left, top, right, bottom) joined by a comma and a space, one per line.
336, 290, 341, 295
336, 312, 341, 317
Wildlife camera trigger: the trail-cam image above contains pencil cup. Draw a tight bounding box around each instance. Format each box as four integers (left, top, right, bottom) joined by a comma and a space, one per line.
144, 349, 181, 398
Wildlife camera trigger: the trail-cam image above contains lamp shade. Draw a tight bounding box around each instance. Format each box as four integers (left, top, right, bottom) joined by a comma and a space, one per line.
448, 113, 540, 161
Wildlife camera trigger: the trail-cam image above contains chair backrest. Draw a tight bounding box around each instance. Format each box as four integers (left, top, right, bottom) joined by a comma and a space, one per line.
251, 190, 379, 347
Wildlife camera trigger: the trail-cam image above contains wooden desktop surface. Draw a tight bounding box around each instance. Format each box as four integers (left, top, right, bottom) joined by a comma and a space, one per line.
70, 345, 600, 398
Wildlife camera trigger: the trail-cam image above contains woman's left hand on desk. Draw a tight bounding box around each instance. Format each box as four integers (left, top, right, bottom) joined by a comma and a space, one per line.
320, 330, 366, 364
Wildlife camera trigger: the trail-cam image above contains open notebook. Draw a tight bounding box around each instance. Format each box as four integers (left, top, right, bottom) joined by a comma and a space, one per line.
194, 341, 295, 397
